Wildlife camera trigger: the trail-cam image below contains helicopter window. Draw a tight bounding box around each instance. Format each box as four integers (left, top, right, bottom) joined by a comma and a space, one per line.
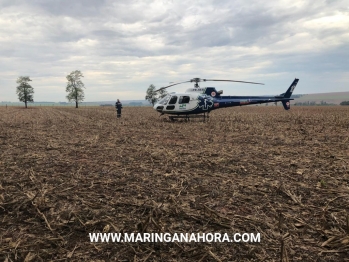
168, 96, 178, 104
158, 95, 170, 105
179, 96, 190, 104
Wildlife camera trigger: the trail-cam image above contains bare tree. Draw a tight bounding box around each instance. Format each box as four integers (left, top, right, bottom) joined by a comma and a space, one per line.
66, 70, 85, 108
145, 84, 168, 106
16, 76, 34, 108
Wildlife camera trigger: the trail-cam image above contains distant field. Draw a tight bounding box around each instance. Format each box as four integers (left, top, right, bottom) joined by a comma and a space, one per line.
0, 102, 149, 107
1, 106, 348, 261
2, 92, 349, 107
293, 91, 349, 104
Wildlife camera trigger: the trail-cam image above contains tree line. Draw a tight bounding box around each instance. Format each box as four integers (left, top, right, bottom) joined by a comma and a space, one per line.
16, 70, 85, 108
294, 101, 349, 106
16, 71, 169, 108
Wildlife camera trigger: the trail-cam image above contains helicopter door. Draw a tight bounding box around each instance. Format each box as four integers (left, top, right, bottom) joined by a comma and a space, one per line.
166, 96, 177, 110
178, 96, 190, 110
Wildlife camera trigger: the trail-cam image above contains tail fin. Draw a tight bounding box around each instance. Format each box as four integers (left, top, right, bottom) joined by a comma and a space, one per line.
278, 78, 299, 110
281, 100, 291, 110
281, 78, 299, 98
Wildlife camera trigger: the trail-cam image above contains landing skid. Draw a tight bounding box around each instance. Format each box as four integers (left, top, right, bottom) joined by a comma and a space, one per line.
168, 113, 210, 122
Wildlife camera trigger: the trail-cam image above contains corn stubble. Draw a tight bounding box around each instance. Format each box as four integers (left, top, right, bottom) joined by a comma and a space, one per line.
0, 106, 348, 261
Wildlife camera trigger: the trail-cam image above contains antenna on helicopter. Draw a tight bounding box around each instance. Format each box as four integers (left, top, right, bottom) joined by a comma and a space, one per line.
155, 77, 264, 92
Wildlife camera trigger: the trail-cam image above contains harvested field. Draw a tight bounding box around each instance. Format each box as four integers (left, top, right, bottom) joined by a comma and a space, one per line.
0, 106, 349, 261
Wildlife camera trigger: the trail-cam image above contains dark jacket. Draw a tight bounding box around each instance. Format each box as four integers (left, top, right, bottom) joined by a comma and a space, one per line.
115, 101, 122, 111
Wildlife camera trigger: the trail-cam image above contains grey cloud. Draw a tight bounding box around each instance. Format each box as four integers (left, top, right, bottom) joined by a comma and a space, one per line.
34, 0, 108, 17
91, 30, 123, 39
0, 0, 348, 101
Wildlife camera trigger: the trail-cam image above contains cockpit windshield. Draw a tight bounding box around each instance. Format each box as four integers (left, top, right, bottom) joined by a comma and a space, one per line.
157, 95, 171, 105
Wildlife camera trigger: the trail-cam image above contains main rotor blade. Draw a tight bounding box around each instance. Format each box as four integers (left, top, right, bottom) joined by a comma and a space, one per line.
203, 79, 264, 85
154, 80, 191, 92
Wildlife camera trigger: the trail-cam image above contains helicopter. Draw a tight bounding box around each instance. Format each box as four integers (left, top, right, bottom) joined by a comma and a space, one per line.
153, 78, 299, 120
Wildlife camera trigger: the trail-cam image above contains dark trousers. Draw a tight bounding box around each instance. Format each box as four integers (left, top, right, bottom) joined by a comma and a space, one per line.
117, 110, 121, 118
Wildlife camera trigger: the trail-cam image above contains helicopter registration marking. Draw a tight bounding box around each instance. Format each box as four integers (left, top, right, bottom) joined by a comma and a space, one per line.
189, 88, 205, 92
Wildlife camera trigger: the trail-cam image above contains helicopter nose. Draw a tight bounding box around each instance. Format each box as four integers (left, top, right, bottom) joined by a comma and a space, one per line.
154, 104, 164, 112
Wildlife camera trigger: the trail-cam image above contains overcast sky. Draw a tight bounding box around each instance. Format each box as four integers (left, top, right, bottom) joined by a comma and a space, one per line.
0, 0, 348, 102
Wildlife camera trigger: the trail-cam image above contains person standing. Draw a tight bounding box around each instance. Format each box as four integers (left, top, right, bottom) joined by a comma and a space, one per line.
115, 99, 122, 118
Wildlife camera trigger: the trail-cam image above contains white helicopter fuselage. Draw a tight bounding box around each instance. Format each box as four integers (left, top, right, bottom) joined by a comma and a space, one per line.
154, 88, 210, 115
